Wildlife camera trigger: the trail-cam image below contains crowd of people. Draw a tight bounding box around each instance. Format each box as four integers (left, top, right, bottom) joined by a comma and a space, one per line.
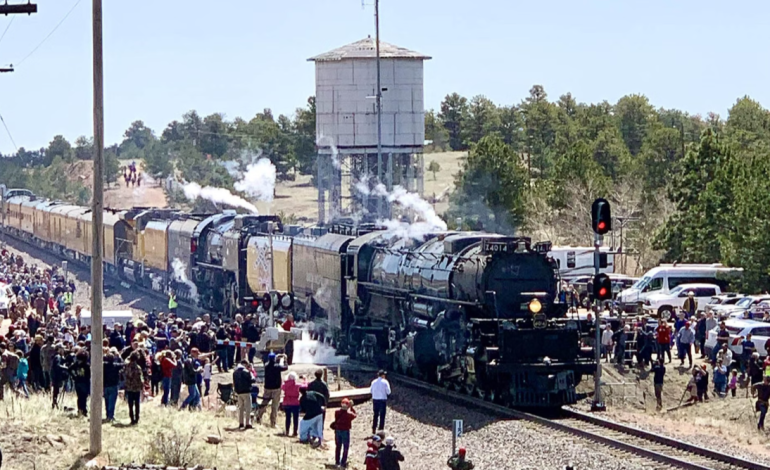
0, 247, 416, 469
597, 305, 770, 430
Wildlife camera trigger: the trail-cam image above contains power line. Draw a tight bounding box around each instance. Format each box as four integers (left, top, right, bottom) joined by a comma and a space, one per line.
0, 16, 16, 49
16, 0, 81, 67
0, 113, 18, 152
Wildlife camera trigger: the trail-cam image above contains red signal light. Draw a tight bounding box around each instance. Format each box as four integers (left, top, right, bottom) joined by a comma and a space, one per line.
599, 287, 607, 297
251, 300, 259, 307
597, 221, 606, 231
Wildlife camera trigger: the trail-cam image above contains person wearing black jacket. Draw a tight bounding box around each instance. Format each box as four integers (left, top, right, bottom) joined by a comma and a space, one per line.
308, 369, 330, 405
70, 350, 91, 417
215, 325, 230, 373
298, 386, 325, 445
109, 324, 126, 351
256, 353, 287, 427
233, 360, 256, 429
50, 346, 69, 409
379, 436, 405, 470
243, 318, 259, 363
103, 350, 124, 422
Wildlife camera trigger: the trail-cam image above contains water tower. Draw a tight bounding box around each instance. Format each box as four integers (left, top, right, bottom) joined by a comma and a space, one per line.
309, 36, 430, 223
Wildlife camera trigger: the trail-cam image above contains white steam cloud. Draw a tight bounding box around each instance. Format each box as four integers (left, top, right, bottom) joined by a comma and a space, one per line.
356, 182, 447, 238
171, 258, 199, 303
183, 158, 277, 213
316, 134, 341, 169
183, 182, 259, 214
234, 158, 277, 202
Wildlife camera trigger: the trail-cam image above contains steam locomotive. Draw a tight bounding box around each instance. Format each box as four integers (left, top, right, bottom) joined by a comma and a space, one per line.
0, 187, 594, 408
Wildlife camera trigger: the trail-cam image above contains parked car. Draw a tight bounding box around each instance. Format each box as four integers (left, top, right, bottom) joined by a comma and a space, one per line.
720, 295, 770, 319
704, 319, 770, 359
617, 263, 742, 312
704, 293, 745, 315
643, 283, 721, 319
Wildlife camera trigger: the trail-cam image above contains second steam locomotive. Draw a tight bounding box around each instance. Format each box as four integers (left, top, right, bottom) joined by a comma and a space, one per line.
1, 188, 594, 407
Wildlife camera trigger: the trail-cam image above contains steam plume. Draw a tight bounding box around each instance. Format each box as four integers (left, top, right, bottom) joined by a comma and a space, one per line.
171, 258, 199, 303
183, 182, 259, 214
234, 158, 277, 202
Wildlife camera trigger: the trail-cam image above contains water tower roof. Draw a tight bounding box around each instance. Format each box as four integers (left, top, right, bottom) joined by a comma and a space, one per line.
309, 36, 431, 62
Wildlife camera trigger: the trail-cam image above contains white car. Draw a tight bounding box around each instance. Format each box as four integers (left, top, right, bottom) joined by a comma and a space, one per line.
704, 319, 770, 359
704, 293, 745, 315
709, 296, 770, 319
643, 283, 721, 319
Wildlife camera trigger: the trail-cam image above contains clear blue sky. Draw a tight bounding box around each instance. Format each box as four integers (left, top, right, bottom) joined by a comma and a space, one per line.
0, 0, 768, 154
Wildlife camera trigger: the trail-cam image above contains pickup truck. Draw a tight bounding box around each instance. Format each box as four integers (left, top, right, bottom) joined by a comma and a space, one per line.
643, 283, 721, 319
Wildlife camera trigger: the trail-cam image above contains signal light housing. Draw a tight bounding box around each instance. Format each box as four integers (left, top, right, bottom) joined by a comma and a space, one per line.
593, 273, 613, 301
591, 198, 612, 235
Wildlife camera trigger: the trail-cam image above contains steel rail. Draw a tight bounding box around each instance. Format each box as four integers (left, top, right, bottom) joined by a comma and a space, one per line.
365, 365, 767, 470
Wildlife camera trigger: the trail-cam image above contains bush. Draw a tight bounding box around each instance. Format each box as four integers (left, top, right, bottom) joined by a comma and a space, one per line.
144, 425, 203, 467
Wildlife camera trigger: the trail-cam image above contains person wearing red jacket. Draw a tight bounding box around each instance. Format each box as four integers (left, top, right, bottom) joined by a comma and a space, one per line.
365, 434, 383, 470
331, 398, 357, 468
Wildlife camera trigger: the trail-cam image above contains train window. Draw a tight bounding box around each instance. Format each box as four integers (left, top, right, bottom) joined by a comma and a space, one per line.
567, 251, 576, 269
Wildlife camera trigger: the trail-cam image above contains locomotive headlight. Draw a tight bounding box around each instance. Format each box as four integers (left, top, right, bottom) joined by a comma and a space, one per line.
529, 298, 542, 314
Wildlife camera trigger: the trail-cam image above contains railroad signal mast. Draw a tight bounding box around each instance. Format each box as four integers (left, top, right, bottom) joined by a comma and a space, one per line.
591, 197, 612, 412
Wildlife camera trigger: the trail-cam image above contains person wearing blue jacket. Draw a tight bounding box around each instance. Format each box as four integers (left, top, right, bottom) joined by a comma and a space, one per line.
16, 351, 29, 398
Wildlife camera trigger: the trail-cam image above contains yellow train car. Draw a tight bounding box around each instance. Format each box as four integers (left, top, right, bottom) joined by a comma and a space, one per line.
49, 205, 81, 251
19, 199, 38, 235
103, 210, 125, 267
5, 197, 26, 231
246, 235, 293, 296
141, 219, 171, 271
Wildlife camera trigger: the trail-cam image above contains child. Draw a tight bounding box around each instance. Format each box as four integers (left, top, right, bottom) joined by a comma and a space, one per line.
729, 369, 738, 397
202, 357, 212, 396
16, 350, 29, 398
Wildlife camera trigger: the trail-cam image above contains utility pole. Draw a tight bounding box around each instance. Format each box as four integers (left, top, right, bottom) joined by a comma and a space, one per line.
374, 0, 384, 218
0, 1, 37, 78
0, 2, 37, 15
89, 0, 105, 455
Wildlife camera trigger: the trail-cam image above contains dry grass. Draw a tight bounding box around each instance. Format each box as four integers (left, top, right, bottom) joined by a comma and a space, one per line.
0, 392, 329, 470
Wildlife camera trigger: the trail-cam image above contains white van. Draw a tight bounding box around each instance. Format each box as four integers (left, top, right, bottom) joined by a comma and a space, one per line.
79, 310, 135, 328
548, 246, 614, 279
617, 264, 742, 312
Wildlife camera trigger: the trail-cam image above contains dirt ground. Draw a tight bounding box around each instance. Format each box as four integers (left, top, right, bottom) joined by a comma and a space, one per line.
574, 349, 770, 464
66, 153, 466, 220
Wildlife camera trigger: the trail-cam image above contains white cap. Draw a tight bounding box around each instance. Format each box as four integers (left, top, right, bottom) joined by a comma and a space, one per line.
385, 436, 395, 446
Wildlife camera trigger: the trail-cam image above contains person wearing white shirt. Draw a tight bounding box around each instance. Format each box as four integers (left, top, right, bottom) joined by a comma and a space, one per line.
601, 326, 614, 362
370, 370, 391, 434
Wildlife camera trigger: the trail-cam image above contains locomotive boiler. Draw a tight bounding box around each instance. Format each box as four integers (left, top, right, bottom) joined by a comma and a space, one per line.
341, 230, 594, 407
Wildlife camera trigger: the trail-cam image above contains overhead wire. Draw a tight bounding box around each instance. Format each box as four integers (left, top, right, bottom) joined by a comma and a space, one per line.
0, 16, 15, 50
16, 0, 82, 67
0, 113, 18, 152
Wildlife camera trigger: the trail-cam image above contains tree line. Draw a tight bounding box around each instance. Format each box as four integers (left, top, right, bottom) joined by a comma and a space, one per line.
438, 86, 770, 292
0, 97, 317, 201
3, 85, 770, 291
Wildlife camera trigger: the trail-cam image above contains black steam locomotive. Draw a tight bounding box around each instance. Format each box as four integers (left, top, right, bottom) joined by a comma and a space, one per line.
290, 224, 594, 408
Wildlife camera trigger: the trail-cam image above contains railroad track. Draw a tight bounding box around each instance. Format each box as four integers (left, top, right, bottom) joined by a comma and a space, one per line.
351, 363, 768, 470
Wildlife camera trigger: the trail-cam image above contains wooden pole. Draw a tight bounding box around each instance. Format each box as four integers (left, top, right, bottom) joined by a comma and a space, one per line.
89, 0, 105, 455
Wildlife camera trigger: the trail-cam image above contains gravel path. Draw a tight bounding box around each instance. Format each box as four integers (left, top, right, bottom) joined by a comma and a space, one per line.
344, 385, 655, 470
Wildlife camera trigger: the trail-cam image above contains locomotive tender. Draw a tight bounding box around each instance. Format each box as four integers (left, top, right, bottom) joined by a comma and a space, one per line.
0, 188, 594, 408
